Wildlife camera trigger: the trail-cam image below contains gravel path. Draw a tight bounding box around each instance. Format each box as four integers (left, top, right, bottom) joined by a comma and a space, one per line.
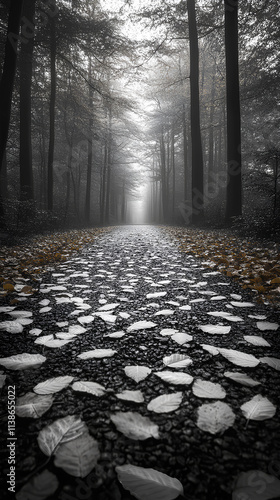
1, 225, 280, 500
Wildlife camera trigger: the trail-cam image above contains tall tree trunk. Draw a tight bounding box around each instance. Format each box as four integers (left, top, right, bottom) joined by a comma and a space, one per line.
182, 104, 188, 203
85, 57, 93, 225
207, 69, 216, 191
19, 0, 35, 204
224, 0, 242, 222
159, 129, 168, 222
104, 106, 112, 225
171, 122, 175, 221
0, 0, 24, 229
187, 0, 204, 225
47, 4, 56, 212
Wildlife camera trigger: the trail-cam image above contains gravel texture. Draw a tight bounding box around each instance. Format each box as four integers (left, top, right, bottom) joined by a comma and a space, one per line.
0, 225, 280, 500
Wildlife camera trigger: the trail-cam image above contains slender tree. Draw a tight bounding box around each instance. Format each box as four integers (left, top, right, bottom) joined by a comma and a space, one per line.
224, 0, 242, 222
19, 0, 36, 204
187, 0, 204, 224
0, 0, 24, 228
47, 0, 57, 211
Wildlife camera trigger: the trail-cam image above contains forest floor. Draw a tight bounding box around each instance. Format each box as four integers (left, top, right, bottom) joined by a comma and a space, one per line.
0, 225, 280, 500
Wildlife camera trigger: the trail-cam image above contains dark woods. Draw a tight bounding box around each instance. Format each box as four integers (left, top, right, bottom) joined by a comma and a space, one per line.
0, 0, 279, 239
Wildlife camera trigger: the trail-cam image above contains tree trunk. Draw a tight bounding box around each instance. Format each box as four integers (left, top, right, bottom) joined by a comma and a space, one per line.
47, 4, 56, 212
19, 0, 35, 205
104, 106, 112, 225
182, 104, 188, 203
224, 0, 242, 222
187, 0, 204, 225
84, 58, 93, 225
0, 0, 24, 229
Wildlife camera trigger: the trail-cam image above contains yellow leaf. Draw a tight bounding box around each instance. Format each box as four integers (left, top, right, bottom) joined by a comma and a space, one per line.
3, 283, 14, 291
271, 277, 280, 284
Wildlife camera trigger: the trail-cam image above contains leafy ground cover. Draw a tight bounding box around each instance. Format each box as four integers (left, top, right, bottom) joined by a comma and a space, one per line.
166, 227, 280, 308
0, 225, 280, 500
0, 228, 110, 295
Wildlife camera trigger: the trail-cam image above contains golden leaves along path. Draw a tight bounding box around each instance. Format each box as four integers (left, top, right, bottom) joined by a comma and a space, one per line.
0, 225, 279, 500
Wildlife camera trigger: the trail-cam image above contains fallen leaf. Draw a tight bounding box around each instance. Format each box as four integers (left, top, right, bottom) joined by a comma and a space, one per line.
127, 321, 157, 332
192, 379, 226, 399
218, 348, 260, 367
240, 395, 276, 421
116, 390, 144, 403
33, 376, 74, 394
111, 411, 159, 440
54, 432, 100, 477
37, 415, 87, 456
124, 365, 152, 382
197, 401, 235, 434
147, 392, 182, 413
77, 349, 117, 360
16, 393, 53, 418
154, 371, 193, 385
224, 371, 261, 387
163, 354, 193, 369
71, 381, 106, 396
15, 470, 59, 500
0, 353, 46, 370
116, 464, 184, 500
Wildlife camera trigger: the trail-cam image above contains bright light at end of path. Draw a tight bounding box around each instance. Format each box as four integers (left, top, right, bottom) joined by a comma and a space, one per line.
127, 200, 147, 224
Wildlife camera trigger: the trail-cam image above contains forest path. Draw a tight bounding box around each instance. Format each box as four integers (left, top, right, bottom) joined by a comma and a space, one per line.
1, 225, 280, 500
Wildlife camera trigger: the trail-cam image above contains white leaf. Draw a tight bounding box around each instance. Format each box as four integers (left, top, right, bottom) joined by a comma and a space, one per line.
37, 415, 87, 456
201, 344, 220, 356
15, 470, 59, 500
230, 301, 255, 307
0, 353, 46, 371
111, 412, 159, 440
116, 464, 184, 500
248, 314, 267, 320
210, 296, 226, 301
119, 312, 131, 319
146, 292, 167, 299
29, 328, 42, 336
72, 381, 106, 396
178, 305, 191, 311
56, 332, 77, 340
171, 332, 193, 345
33, 375, 74, 394
78, 315, 94, 324
124, 365, 152, 382
192, 379, 226, 399
207, 311, 243, 322
199, 324, 231, 335
159, 328, 178, 336
54, 433, 100, 477
127, 321, 157, 332
16, 393, 53, 418
8, 310, 33, 318
104, 331, 126, 338
77, 349, 116, 360
40, 338, 73, 348
163, 354, 193, 369
154, 371, 193, 386
39, 306, 52, 313
243, 336, 271, 347
116, 390, 144, 403
94, 312, 117, 324
260, 357, 280, 371
0, 321, 24, 333
147, 392, 182, 413
256, 321, 279, 331
68, 325, 87, 335
224, 371, 261, 387
218, 348, 260, 367
35, 335, 54, 345
241, 395, 276, 421
98, 303, 119, 311
154, 309, 174, 316
232, 470, 280, 500
197, 401, 235, 434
